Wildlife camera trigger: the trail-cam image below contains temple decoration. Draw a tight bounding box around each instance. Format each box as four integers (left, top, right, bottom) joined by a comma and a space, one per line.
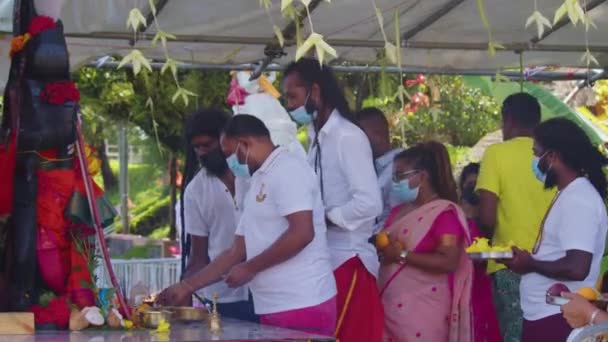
0, 0, 129, 330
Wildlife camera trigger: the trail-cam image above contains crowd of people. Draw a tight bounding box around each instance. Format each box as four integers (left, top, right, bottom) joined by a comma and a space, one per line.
157, 58, 608, 342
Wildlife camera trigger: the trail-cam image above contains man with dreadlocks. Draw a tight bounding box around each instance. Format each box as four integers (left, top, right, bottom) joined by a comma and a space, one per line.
178, 109, 257, 322
282, 58, 384, 342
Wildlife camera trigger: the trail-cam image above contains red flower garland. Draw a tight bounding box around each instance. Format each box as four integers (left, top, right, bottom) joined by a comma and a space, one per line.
28, 16, 56, 36
29, 297, 70, 328
40, 81, 81, 105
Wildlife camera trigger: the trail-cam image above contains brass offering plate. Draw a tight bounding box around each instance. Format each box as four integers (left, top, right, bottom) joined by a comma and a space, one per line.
163, 306, 209, 322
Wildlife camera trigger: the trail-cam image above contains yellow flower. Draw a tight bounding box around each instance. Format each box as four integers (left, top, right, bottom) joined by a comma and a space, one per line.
156, 319, 170, 334
84, 145, 101, 176
123, 320, 134, 329
9, 33, 31, 58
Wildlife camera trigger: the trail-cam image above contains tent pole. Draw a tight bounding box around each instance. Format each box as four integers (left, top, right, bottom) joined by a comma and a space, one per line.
402, 0, 467, 40
90, 60, 607, 81
55, 31, 608, 53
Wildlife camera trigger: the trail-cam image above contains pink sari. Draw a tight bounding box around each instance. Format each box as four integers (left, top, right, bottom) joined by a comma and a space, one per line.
379, 200, 473, 342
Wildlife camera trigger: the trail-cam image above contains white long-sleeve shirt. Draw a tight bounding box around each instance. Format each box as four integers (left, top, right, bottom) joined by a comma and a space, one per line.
374, 148, 404, 232
307, 110, 383, 276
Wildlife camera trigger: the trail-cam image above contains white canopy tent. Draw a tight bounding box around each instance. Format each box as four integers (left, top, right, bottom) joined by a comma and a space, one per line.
0, 0, 607, 83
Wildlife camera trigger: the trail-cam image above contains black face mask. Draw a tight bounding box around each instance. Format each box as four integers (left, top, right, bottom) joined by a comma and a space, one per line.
544, 170, 558, 190
462, 184, 480, 206
199, 148, 228, 178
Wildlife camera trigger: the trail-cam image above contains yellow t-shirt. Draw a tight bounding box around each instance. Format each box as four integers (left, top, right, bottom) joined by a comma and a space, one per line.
476, 137, 556, 274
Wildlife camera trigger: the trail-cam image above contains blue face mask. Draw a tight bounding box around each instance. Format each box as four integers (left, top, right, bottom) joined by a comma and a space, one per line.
289, 93, 317, 125
226, 144, 251, 178
391, 179, 420, 204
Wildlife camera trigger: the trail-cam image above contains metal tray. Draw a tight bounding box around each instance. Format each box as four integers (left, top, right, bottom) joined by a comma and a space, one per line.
467, 251, 513, 260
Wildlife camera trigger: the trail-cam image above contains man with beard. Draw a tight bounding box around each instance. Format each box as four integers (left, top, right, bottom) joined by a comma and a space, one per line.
476, 93, 555, 341
181, 109, 257, 322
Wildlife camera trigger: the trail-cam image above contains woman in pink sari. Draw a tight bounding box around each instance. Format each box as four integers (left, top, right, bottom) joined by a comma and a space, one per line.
378, 142, 474, 342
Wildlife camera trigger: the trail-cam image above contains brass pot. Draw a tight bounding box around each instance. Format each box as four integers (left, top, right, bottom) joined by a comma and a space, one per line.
166, 306, 208, 322
142, 310, 172, 329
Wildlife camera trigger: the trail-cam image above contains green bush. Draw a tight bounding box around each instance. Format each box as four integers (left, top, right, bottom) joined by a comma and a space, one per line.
392, 76, 501, 148
129, 196, 170, 236
114, 243, 159, 259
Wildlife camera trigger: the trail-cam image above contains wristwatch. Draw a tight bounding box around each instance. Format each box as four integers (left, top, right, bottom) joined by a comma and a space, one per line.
399, 250, 408, 265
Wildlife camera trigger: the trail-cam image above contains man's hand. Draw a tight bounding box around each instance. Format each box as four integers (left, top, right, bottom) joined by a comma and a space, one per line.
225, 262, 256, 288
561, 292, 598, 328
501, 246, 533, 274
156, 281, 193, 306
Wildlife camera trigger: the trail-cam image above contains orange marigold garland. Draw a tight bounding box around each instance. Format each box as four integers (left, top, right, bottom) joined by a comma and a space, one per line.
8, 33, 30, 58
8, 16, 56, 59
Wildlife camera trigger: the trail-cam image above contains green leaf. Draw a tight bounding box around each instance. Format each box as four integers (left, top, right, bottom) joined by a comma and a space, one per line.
161, 58, 179, 81
148, 0, 157, 15
152, 30, 177, 48
126, 8, 147, 32
525, 11, 552, 39
145, 97, 154, 111
39, 292, 57, 307
296, 32, 337, 64
273, 25, 285, 47
172, 87, 198, 106
281, 0, 293, 12
384, 42, 398, 65
553, 2, 568, 25
581, 49, 599, 67
566, 0, 585, 26
260, 0, 273, 9
117, 50, 152, 76
487, 41, 505, 57
394, 8, 402, 69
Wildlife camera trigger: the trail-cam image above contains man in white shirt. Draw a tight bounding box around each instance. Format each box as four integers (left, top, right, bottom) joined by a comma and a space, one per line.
159, 115, 337, 335
179, 110, 256, 322
357, 107, 404, 232
282, 58, 384, 342
503, 118, 608, 341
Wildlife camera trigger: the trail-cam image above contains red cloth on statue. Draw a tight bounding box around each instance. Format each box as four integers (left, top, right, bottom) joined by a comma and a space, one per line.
333, 256, 384, 342
0, 132, 16, 216
36, 168, 75, 294
35, 151, 96, 308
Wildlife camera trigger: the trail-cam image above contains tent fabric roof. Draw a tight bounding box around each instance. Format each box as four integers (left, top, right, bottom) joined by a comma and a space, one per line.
0, 0, 607, 83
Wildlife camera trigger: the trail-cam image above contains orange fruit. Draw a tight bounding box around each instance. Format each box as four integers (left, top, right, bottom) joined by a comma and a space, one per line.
577, 287, 599, 301
375, 232, 390, 249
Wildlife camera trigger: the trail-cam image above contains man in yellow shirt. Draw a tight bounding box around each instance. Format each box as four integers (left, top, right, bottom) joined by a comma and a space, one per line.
476, 93, 555, 342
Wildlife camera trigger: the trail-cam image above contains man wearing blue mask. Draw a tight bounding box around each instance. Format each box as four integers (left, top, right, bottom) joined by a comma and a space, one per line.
282, 58, 384, 342
177, 109, 257, 322
159, 115, 337, 335
357, 107, 405, 233
476, 93, 555, 341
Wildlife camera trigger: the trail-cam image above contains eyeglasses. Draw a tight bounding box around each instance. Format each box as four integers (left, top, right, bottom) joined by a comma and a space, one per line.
392, 170, 419, 182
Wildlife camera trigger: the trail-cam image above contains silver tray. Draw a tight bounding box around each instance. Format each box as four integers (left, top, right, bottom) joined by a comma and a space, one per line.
467, 251, 513, 260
